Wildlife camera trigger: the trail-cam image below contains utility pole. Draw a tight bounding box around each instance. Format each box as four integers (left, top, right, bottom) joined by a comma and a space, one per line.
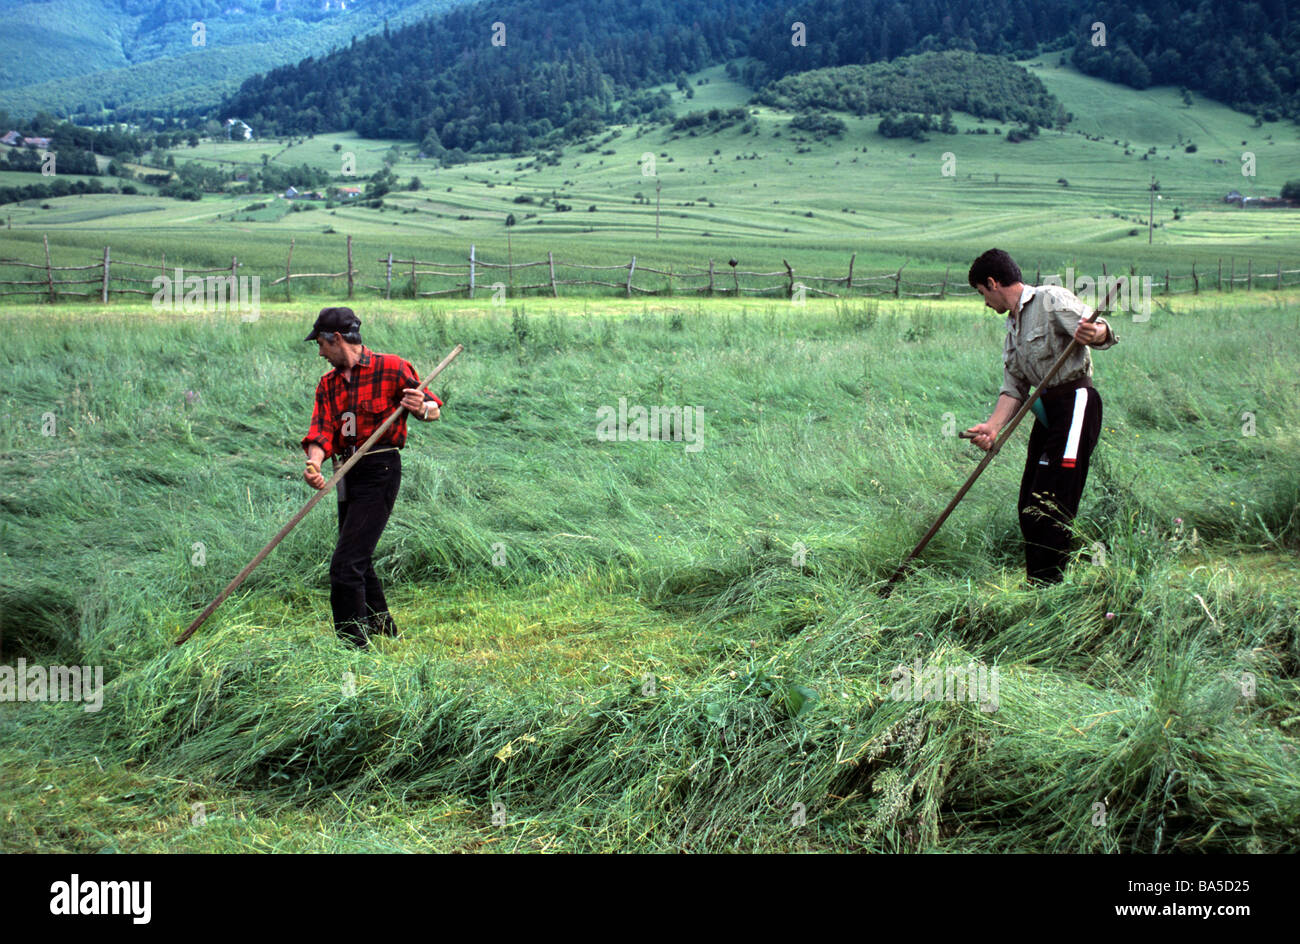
655, 177, 661, 240
1148, 176, 1155, 244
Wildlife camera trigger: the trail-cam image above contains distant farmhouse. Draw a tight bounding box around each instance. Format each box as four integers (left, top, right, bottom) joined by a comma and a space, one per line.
1224, 189, 1295, 208
224, 119, 253, 141
0, 130, 20, 146
283, 186, 325, 200
337, 186, 362, 199
22, 136, 51, 149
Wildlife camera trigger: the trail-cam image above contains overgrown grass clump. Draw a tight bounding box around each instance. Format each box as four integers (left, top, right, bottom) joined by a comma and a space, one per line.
2, 296, 1297, 852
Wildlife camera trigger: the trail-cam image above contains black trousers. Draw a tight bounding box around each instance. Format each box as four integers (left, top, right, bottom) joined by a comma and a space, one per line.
329, 450, 401, 646
1018, 385, 1103, 583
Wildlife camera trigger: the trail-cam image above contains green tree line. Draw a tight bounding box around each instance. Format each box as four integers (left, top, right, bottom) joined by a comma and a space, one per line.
220, 0, 770, 152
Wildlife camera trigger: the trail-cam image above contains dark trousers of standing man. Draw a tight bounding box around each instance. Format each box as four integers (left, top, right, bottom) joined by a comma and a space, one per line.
1018, 379, 1103, 583
330, 449, 402, 646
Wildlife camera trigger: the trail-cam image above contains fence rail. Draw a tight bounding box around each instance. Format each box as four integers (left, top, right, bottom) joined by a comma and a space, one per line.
3, 236, 1300, 305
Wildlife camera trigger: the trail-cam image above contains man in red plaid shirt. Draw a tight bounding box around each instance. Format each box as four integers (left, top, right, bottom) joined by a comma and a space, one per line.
300, 307, 443, 648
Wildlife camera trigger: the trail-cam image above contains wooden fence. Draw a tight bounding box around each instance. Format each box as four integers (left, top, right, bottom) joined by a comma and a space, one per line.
4, 236, 1300, 303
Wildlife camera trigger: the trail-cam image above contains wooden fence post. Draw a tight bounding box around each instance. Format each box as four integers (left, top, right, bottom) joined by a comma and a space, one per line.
1217, 258, 1222, 292
667, 263, 673, 296
732, 264, 740, 296
285, 239, 294, 302
707, 258, 715, 296
1246, 258, 1252, 292
1192, 262, 1198, 294
43, 234, 54, 302
847, 252, 855, 291
1277, 261, 1283, 290
410, 259, 417, 298
893, 264, 903, 297
626, 255, 636, 298
940, 266, 949, 299
1229, 257, 1235, 292
468, 244, 476, 299
1034, 266, 1040, 285
102, 246, 110, 303
346, 235, 354, 299
783, 259, 793, 299
386, 252, 393, 299
548, 251, 558, 297
1165, 269, 1170, 295
231, 255, 237, 281
1101, 261, 1107, 278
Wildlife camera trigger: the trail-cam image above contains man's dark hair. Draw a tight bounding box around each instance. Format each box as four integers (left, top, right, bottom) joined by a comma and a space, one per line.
968, 249, 1023, 289
320, 329, 362, 344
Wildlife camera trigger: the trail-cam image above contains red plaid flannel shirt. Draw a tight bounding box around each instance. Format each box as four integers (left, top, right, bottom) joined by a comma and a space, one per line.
300, 346, 443, 459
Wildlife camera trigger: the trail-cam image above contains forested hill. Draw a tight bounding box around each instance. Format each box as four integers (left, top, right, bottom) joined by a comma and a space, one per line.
754, 51, 1064, 127
222, 0, 1300, 152
220, 0, 768, 152
1071, 0, 1299, 120
0, 0, 464, 118
744, 0, 1300, 121
744, 0, 1081, 82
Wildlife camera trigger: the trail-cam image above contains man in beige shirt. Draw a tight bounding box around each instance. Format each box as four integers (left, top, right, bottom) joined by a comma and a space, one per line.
964, 249, 1117, 583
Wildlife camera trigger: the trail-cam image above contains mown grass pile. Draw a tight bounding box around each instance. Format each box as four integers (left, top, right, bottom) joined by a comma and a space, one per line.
1, 295, 1297, 851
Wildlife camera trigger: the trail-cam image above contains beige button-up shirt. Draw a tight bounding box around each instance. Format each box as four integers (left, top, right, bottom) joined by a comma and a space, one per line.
1000, 284, 1117, 402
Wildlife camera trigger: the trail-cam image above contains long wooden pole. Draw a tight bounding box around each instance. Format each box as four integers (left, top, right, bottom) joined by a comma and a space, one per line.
881, 286, 1119, 595
175, 344, 464, 645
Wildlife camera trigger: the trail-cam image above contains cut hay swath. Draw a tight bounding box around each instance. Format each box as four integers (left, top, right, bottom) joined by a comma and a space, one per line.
174, 343, 464, 646
882, 285, 1120, 594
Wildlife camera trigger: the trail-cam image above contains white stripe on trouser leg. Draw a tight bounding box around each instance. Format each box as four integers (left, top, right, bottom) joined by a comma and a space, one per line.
1062, 388, 1087, 468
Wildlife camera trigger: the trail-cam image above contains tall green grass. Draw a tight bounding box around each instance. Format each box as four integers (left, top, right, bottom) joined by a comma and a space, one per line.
1, 295, 1297, 851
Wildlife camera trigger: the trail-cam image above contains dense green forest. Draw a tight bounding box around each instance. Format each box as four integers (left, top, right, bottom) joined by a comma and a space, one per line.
745, 0, 1300, 121
221, 0, 768, 152
743, 0, 1080, 83
216, 0, 1299, 155
753, 51, 1066, 126
1071, 1, 1300, 120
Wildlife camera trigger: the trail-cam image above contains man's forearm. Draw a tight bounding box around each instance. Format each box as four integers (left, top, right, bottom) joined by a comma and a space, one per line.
988, 394, 1021, 430
305, 443, 326, 467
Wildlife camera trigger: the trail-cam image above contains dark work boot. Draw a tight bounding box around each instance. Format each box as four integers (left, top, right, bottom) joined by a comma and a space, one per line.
338, 622, 370, 649
367, 611, 400, 639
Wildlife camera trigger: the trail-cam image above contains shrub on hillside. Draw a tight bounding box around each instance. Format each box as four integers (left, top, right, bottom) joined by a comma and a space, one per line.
878, 112, 934, 141
790, 112, 847, 138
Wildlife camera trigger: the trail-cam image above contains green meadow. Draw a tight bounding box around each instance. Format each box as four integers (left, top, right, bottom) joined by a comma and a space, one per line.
1, 292, 1297, 852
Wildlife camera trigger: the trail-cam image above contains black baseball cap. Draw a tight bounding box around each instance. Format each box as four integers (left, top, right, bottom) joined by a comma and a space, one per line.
304, 306, 361, 341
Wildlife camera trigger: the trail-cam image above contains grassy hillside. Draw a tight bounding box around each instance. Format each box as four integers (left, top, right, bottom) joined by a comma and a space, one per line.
2, 61, 1298, 299
1, 292, 1297, 851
